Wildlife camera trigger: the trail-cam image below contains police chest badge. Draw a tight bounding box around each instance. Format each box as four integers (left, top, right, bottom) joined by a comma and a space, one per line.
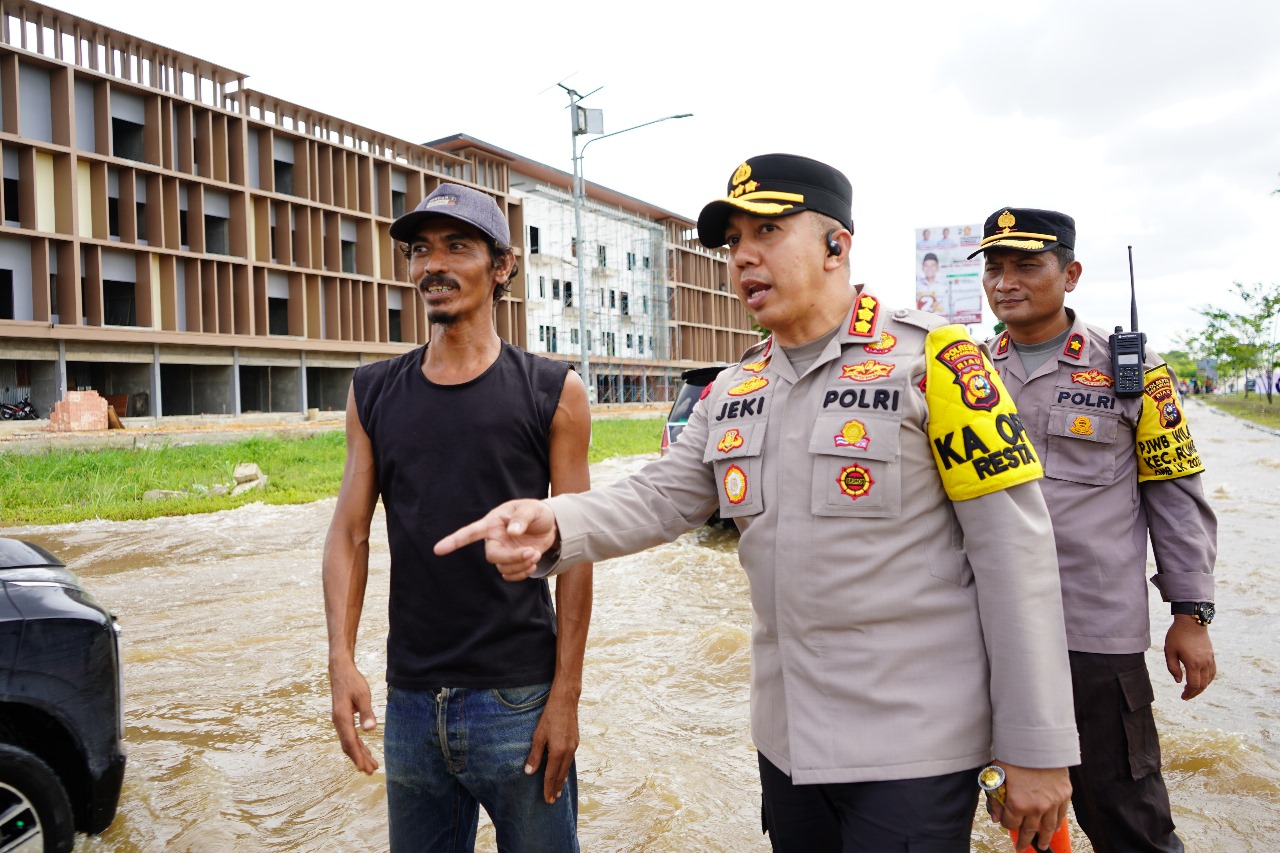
934, 339, 999, 410
836, 463, 874, 501
728, 376, 769, 396
834, 419, 871, 450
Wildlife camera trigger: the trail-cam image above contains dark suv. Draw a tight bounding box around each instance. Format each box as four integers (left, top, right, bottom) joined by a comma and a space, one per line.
0, 538, 125, 853
660, 365, 727, 456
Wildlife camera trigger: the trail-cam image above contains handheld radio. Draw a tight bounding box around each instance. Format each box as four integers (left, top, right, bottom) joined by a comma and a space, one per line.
1110, 246, 1147, 398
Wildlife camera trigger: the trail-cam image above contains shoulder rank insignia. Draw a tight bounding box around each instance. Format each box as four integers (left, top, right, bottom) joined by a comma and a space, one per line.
727, 376, 769, 396
1071, 369, 1114, 388
847, 294, 880, 337
994, 332, 1010, 356
1063, 333, 1085, 359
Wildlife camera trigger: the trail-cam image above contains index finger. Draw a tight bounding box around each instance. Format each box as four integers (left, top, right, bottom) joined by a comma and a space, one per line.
435, 518, 493, 556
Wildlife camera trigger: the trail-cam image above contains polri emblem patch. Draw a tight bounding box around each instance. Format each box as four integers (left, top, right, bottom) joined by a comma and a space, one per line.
834, 420, 871, 450
1072, 369, 1114, 388
840, 360, 895, 382
728, 376, 769, 396
1069, 416, 1094, 436
1144, 373, 1182, 429
717, 429, 745, 453
935, 339, 1000, 411
724, 464, 748, 505
836, 463, 875, 500
863, 331, 897, 355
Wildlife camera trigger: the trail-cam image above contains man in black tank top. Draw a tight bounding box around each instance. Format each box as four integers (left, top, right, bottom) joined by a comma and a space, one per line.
323, 183, 593, 852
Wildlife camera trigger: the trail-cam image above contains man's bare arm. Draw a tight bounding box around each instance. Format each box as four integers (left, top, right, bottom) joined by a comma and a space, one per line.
322, 384, 382, 774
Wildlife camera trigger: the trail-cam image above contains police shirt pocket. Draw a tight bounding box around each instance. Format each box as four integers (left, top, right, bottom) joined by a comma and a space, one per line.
1044, 407, 1121, 486
705, 421, 765, 518
808, 412, 901, 518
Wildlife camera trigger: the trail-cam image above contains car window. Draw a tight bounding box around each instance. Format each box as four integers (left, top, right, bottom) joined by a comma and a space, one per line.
668, 384, 706, 424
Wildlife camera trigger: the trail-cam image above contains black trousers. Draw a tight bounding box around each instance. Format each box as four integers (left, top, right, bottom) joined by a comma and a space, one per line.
1069, 651, 1184, 853
758, 753, 979, 852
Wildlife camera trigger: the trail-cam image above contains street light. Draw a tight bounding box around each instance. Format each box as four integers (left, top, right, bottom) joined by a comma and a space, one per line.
560, 86, 691, 403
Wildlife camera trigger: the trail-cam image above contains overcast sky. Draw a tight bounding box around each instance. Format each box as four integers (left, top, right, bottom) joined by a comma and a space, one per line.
50, 0, 1280, 351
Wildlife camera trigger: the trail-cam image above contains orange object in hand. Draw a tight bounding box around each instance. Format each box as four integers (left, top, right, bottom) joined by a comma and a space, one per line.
978, 765, 1073, 853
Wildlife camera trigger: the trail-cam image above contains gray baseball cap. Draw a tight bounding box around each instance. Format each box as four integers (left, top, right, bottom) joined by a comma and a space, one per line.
389, 183, 511, 247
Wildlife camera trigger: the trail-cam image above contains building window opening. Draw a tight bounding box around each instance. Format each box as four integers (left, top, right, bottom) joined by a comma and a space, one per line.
609, 289, 616, 309
136, 201, 147, 242
341, 240, 357, 273
103, 280, 137, 326
529, 226, 540, 254
0, 269, 13, 320
626, 333, 633, 349
391, 190, 406, 218
268, 296, 289, 335
564, 283, 573, 308
538, 276, 545, 298
2, 176, 18, 226
111, 118, 145, 162
597, 245, 607, 268
205, 215, 229, 254
388, 308, 402, 342
107, 197, 121, 238
642, 255, 650, 269
273, 160, 294, 195
626, 251, 635, 271
570, 327, 579, 344
620, 293, 629, 315
179, 210, 189, 248
551, 279, 560, 300
606, 332, 615, 356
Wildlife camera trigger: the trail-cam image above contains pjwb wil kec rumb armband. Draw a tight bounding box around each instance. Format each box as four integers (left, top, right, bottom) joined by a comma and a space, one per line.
1136, 365, 1204, 481
925, 325, 1044, 501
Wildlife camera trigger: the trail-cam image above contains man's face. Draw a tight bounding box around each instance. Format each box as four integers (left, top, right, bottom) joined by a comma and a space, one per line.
942, 228, 950, 238
922, 258, 939, 280
724, 210, 828, 339
982, 248, 1079, 338
922, 229, 931, 240
406, 218, 508, 326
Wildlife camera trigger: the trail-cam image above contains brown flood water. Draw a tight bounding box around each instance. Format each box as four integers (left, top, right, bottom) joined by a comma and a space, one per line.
4, 399, 1278, 851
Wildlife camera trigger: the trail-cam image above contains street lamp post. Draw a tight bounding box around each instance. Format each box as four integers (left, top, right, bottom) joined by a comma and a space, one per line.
559, 85, 690, 404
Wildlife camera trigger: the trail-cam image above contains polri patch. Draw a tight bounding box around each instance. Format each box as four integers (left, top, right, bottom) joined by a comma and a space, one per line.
840, 360, 895, 382
834, 419, 871, 450
935, 339, 999, 411
836, 463, 875, 500
863, 331, 897, 355
717, 428, 745, 453
724, 464, 748, 505
727, 376, 769, 396
1072, 369, 1114, 388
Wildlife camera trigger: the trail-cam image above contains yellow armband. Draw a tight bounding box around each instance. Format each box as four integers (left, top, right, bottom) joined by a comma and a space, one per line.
925, 325, 1043, 500
1136, 366, 1204, 481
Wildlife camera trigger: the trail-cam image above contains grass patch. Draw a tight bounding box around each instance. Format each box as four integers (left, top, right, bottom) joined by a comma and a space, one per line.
0, 417, 667, 527
1195, 392, 1280, 430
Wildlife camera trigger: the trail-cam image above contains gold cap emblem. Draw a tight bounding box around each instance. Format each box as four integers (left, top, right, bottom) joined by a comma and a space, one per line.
731, 162, 752, 186
997, 210, 1016, 231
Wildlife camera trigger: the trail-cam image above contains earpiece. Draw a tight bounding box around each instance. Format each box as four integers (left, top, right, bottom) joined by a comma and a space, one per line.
825, 229, 842, 257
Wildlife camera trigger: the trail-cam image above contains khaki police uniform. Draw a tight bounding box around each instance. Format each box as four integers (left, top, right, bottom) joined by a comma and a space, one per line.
986, 311, 1216, 654
987, 309, 1215, 851
541, 290, 1080, 785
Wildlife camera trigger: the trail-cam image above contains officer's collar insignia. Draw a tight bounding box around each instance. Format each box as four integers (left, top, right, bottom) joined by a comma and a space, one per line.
742, 356, 770, 374
727, 376, 769, 396
723, 464, 748, 505
834, 419, 871, 450
1063, 333, 1085, 359
836, 463, 875, 501
863, 331, 897, 355
840, 360, 895, 382
847, 294, 880, 337
717, 428, 745, 453
1069, 416, 1094, 436
994, 332, 1010, 356
1072, 369, 1113, 388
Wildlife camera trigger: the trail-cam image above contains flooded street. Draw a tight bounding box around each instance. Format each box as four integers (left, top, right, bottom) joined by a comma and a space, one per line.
4, 399, 1279, 851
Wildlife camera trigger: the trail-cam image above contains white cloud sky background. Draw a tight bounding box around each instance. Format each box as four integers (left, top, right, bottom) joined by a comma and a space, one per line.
50, 0, 1280, 351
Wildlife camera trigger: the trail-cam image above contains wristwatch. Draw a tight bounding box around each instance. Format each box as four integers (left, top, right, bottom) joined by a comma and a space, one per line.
1171, 601, 1215, 626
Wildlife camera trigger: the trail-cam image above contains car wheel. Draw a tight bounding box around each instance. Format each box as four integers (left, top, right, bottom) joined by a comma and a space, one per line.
0, 744, 74, 853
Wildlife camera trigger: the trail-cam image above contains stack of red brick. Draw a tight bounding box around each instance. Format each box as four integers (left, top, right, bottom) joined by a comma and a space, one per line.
48, 390, 108, 432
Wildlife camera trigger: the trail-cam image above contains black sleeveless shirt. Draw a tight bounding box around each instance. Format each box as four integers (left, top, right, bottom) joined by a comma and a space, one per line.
353, 342, 570, 689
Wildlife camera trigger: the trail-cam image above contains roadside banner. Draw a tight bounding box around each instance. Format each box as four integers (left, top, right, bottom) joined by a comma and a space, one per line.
915, 223, 983, 326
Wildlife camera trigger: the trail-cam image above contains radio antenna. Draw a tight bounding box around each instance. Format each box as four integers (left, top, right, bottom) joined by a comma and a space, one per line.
1127, 245, 1140, 333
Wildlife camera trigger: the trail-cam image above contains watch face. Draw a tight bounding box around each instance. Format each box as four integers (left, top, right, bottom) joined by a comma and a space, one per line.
1196, 602, 1215, 625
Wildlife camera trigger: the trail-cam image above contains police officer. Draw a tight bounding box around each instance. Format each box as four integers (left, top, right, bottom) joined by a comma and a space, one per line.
439, 156, 1080, 852
973, 208, 1216, 852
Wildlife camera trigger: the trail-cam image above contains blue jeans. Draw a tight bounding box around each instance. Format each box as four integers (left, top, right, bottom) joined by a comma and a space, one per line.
384, 683, 579, 853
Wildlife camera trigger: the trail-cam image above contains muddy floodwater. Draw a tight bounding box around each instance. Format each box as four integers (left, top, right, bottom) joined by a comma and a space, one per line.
4, 399, 1278, 851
